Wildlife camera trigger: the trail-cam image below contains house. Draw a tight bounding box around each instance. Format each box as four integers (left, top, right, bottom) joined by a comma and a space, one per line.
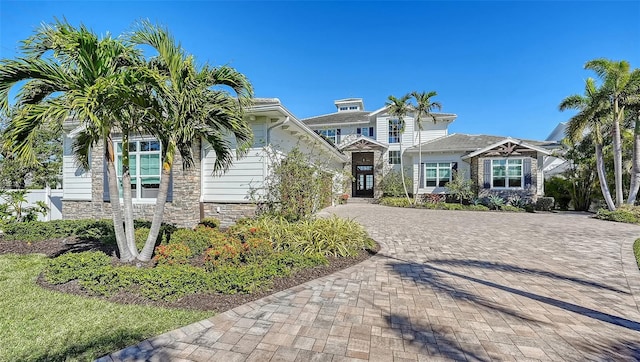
302, 98, 560, 201
61, 98, 348, 228
302, 98, 457, 198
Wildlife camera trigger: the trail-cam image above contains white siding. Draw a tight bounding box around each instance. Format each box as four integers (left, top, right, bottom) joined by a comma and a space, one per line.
62, 136, 92, 200
412, 152, 470, 195
201, 121, 267, 203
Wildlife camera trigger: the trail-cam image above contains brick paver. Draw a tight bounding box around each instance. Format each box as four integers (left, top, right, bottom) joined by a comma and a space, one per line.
101, 205, 640, 361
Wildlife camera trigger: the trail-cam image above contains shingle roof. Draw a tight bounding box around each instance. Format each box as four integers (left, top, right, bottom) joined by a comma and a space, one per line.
302, 111, 371, 126
252, 98, 281, 106
406, 133, 556, 153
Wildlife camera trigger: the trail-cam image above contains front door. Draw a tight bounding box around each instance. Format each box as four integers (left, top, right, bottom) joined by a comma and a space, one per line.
355, 165, 374, 197
352, 152, 374, 198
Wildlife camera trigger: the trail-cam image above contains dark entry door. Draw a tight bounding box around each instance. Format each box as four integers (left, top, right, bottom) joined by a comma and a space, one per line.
352, 152, 374, 197
355, 165, 374, 197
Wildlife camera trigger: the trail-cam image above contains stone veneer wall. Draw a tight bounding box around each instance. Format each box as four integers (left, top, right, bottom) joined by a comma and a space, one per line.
62, 139, 202, 228
474, 152, 540, 202
201, 203, 257, 229
341, 149, 384, 199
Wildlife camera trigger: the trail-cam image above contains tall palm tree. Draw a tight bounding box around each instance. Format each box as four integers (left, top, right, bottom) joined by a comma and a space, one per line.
386, 94, 412, 203
585, 59, 636, 206
0, 20, 144, 261
625, 69, 640, 204
410, 91, 441, 203
560, 78, 615, 210
128, 21, 254, 261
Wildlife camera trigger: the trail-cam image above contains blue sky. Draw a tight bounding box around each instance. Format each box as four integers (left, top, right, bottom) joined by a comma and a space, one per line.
1, 1, 639, 140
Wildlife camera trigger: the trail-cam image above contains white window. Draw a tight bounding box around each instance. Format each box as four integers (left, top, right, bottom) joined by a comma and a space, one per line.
389, 119, 400, 143
349, 106, 359, 110
388, 150, 400, 165
115, 139, 162, 200
357, 127, 374, 138
425, 162, 452, 187
492, 159, 522, 188
339, 106, 348, 111
316, 129, 339, 144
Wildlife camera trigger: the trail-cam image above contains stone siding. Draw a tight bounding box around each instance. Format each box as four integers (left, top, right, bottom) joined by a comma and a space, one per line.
474, 153, 540, 202
201, 202, 257, 228
62, 138, 202, 228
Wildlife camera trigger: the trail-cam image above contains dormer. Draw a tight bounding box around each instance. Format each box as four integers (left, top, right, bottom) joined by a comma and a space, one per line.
334, 98, 364, 112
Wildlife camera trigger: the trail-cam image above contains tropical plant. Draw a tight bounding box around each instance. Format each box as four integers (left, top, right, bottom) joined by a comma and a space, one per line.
410, 91, 441, 204
386, 94, 412, 203
128, 21, 254, 261
486, 195, 505, 210
584, 59, 640, 206
560, 77, 615, 210
379, 166, 412, 197
0, 20, 149, 260
445, 170, 473, 204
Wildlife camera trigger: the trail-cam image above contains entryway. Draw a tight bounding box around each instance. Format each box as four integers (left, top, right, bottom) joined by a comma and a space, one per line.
353, 152, 374, 198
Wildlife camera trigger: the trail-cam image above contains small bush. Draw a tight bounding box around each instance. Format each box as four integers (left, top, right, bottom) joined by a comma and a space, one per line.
240, 237, 273, 263
168, 227, 215, 256
203, 240, 242, 269
45, 251, 112, 284
467, 204, 490, 211
596, 206, 640, 224
535, 197, 555, 211
153, 243, 193, 265
501, 205, 524, 212
209, 264, 275, 294
442, 203, 464, 210
422, 194, 446, 204
199, 217, 221, 229
78, 265, 137, 296
379, 197, 411, 208
137, 265, 212, 301
634, 239, 640, 269
487, 195, 506, 210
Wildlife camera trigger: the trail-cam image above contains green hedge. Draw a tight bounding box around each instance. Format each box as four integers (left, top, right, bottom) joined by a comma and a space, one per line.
596, 206, 640, 224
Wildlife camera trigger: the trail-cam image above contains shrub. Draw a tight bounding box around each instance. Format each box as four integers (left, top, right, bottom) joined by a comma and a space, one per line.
634, 239, 640, 269
596, 206, 640, 224
167, 227, 215, 256
45, 251, 112, 284
379, 197, 411, 208
442, 203, 463, 210
501, 205, 524, 212
203, 239, 242, 269
137, 265, 212, 301
78, 265, 137, 296
467, 204, 490, 211
153, 243, 193, 265
535, 197, 555, 211
422, 193, 446, 204
445, 171, 474, 204
379, 168, 412, 198
199, 217, 221, 229
240, 237, 273, 263
545, 177, 572, 210
209, 264, 275, 294
486, 195, 505, 210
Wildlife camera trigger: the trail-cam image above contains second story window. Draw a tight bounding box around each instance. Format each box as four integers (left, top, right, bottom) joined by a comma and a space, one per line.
389, 119, 400, 143
349, 106, 359, 110
357, 127, 374, 138
316, 129, 340, 144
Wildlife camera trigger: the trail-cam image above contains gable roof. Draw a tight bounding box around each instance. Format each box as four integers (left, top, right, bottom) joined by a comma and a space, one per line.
339, 135, 388, 150
406, 133, 556, 154
461, 137, 551, 159
301, 111, 371, 127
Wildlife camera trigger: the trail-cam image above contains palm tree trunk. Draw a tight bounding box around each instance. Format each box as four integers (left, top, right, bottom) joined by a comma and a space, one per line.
612, 99, 624, 207
628, 112, 640, 205
138, 143, 175, 261
105, 139, 133, 261
414, 126, 422, 204
399, 141, 410, 203
121, 133, 138, 257
595, 141, 616, 211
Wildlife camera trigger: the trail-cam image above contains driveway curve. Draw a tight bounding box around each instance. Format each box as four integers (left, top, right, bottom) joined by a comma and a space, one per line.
103, 205, 640, 361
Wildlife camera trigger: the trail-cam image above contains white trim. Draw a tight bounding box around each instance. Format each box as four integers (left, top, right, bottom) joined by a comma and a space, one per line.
339, 135, 389, 150
489, 158, 524, 189
462, 138, 551, 160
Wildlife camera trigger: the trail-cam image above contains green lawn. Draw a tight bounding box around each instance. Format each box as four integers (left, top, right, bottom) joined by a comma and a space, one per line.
0, 254, 211, 362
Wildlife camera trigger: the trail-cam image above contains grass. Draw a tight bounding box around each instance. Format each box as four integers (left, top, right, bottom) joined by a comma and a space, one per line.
634, 239, 640, 269
0, 254, 211, 362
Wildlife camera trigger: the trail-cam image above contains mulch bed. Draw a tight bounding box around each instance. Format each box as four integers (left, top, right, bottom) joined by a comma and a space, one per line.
0, 237, 378, 312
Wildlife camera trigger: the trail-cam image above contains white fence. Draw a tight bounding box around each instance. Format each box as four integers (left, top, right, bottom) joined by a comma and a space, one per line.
3, 188, 64, 221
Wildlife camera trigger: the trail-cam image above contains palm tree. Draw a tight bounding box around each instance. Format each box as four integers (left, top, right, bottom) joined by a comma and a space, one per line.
625, 69, 640, 204
410, 91, 441, 203
585, 59, 637, 206
560, 78, 615, 210
0, 20, 144, 260
128, 21, 254, 261
386, 94, 412, 203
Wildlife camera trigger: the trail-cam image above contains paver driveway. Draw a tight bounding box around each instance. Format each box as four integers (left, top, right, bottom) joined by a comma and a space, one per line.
103, 205, 640, 361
